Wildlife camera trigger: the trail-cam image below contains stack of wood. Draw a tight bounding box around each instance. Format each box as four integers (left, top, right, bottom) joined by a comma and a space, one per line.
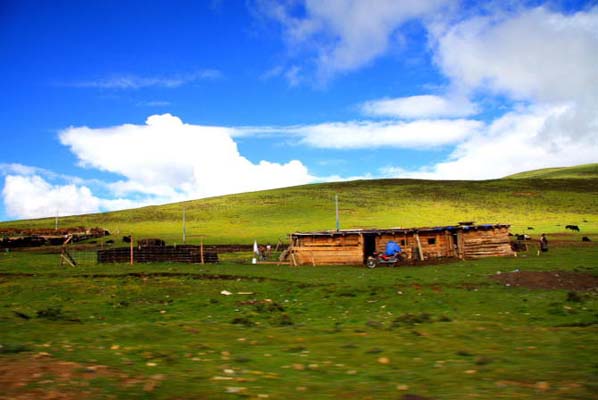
462, 231, 514, 259
97, 245, 218, 264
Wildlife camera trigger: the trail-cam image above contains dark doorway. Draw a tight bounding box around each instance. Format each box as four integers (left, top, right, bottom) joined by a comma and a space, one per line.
363, 234, 377, 264
451, 232, 460, 257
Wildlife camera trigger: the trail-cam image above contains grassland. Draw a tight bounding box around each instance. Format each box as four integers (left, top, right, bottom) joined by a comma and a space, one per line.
1, 164, 597, 245
1, 243, 597, 399
505, 163, 598, 180
0, 165, 597, 398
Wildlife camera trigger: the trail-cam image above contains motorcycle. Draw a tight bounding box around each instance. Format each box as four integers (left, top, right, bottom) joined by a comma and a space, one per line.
366, 251, 404, 268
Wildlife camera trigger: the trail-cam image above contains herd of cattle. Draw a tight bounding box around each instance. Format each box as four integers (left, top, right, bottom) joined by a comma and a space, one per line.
510, 224, 591, 243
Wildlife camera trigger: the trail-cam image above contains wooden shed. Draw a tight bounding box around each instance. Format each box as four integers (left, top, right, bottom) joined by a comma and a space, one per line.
288, 223, 513, 266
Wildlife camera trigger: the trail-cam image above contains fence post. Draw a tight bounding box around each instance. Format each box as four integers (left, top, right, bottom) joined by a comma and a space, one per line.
130, 235, 134, 265
200, 240, 205, 264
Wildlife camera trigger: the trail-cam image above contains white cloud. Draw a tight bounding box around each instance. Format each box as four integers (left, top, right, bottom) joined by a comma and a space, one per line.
2, 114, 314, 219
2, 175, 101, 219
1, 174, 160, 220
361, 94, 478, 119
286, 119, 482, 149
0, 162, 103, 187
389, 6, 598, 178
433, 7, 598, 102
383, 104, 598, 180
62, 69, 222, 89
256, 0, 454, 81
59, 114, 313, 200
0, 163, 51, 177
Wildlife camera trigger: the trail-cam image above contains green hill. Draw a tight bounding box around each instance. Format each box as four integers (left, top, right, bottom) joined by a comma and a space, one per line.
505, 163, 598, 179
2, 164, 597, 243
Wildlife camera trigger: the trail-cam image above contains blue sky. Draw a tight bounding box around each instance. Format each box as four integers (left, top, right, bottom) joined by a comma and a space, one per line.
1, 0, 597, 221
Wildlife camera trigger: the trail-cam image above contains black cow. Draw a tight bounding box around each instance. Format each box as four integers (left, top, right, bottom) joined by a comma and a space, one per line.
565, 225, 580, 232
527, 227, 534, 230
582, 236, 591, 242
122, 235, 132, 243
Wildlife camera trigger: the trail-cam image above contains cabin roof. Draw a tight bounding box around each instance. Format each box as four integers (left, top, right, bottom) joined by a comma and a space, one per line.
291, 223, 510, 237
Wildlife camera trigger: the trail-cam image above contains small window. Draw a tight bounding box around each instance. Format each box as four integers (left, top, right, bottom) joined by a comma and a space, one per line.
427, 238, 436, 245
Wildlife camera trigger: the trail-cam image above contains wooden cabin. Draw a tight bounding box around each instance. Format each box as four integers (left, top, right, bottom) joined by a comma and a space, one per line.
288, 224, 513, 266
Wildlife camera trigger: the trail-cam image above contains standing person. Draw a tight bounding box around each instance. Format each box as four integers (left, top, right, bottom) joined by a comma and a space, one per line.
266, 243, 272, 259
538, 233, 548, 255
258, 245, 266, 261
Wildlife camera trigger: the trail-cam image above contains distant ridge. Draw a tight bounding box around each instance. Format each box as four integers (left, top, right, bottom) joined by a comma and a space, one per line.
504, 163, 598, 179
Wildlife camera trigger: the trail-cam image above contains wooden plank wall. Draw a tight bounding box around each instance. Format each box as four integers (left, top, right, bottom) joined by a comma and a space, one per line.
462, 227, 514, 259
292, 235, 364, 265
290, 226, 514, 265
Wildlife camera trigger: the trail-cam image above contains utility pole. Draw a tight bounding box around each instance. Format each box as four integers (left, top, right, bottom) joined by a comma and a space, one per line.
335, 194, 340, 232
182, 206, 186, 243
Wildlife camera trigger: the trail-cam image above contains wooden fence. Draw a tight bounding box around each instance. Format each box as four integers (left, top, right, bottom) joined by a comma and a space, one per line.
97, 245, 218, 264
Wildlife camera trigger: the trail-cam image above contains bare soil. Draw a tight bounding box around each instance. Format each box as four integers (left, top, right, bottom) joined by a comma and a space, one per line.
0, 353, 161, 400
490, 271, 598, 290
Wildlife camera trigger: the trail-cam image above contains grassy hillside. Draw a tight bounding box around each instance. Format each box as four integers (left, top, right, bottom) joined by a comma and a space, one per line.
505, 163, 598, 179
2, 168, 597, 244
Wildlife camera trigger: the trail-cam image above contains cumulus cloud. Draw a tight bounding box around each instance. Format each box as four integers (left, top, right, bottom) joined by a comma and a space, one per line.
370, 5, 598, 180
361, 94, 479, 119
2, 175, 101, 219
433, 7, 598, 102
257, 2, 597, 179
390, 5, 598, 179
2, 114, 314, 219
59, 114, 313, 200
381, 104, 598, 180
255, 0, 454, 81
0, 166, 152, 219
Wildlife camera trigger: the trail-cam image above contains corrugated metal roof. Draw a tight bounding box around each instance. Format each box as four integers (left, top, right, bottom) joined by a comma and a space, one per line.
291, 224, 510, 237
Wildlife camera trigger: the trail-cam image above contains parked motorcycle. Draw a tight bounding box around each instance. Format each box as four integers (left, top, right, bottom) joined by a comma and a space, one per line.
366, 251, 404, 268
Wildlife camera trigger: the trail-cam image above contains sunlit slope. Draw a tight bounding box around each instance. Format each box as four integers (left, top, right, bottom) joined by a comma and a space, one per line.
2, 173, 597, 243
505, 163, 598, 179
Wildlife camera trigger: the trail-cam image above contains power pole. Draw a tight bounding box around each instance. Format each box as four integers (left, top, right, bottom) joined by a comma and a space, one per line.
335, 194, 340, 232
182, 207, 187, 243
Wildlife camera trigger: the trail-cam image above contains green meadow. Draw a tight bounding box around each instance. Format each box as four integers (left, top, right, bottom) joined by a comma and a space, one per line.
1, 246, 596, 399
0, 164, 597, 399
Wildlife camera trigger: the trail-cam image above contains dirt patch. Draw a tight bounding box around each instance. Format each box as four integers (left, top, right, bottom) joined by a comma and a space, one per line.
490, 271, 598, 290
0, 353, 161, 400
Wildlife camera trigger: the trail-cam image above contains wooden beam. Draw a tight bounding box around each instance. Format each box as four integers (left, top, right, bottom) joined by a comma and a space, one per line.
61, 250, 76, 267
414, 233, 424, 261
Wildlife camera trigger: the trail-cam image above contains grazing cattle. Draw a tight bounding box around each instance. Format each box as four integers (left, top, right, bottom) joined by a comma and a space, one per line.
582, 236, 591, 242
527, 227, 534, 230
515, 234, 530, 241
122, 235, 131, 243
511, 241, 528, 252
138, 238, 166, 247
565, 225, 580, 232
106, 239, 114, 244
